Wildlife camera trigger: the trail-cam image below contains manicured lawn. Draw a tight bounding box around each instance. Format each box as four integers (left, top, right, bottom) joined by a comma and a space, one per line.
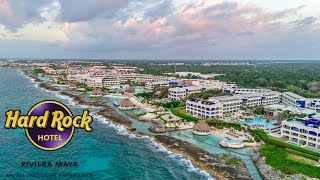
252, 130, 320, 178
252, 130, 320, 158
269, 136, 286, 142
170, 107, 199, 122
287, 154, 317, 166
260, 145, 320, 179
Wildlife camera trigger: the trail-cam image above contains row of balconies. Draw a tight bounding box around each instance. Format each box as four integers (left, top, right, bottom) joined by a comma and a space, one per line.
282, 131, 320, 142
186, 108, 220, 114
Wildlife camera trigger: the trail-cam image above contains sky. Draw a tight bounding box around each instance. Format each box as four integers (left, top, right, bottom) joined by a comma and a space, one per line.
0, 0, 320, 60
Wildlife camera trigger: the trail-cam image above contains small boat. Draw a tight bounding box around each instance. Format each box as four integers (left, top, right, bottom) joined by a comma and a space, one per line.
113, 101, 119, 106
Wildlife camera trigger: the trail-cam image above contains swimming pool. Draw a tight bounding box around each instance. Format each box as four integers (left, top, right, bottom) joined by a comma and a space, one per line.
135, 86, 144, 93
240, 117, 278, 129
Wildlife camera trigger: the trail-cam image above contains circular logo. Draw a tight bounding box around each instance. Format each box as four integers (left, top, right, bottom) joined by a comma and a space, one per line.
25, 100, 75, 151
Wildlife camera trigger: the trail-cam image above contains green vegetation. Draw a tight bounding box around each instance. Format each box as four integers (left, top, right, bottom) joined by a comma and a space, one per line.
252, 106, 264, 115
32, 69, 45, 75
260, 145, 320, 179
207, 121, 241, 131
170, 107, 199, 122
157, 87, 169, 99
137, 62, 320, 98
75, 82, 92, 91
225, 157, 240, 165
243, 140, 255, 143
163, 101, 181, 109
248, 131, 261, 142
135, 92, 153, 98
285, 149, 319, 161
188, 90, 230, 100
252, 130, 320, 158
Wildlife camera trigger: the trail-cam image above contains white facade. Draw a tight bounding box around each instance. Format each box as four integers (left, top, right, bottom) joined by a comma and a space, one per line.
87, 77, 103, 88
241, 92, 280, 107
146, 81, 170, 90
186, 99, 223, 119
281, 92, 306, 108
67, 73, 91, 83
281, 120, 320, 150
234, 88, 272, 94
119, 73, 137, 83
102, 77, 120, 87
134, 74, 168, 83
307, 98, 320, 111
168, 86, 202, 101
209, 96, 242, 117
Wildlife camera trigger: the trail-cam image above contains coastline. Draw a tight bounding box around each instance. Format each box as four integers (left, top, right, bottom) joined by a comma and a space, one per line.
23, 71, 253, 180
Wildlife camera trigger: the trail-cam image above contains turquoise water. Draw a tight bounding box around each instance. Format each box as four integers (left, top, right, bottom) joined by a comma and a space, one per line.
168, 130, 262, 180
0, 68, 212, 180
135, 86, 144, 93
240, 117, 278, 129
106, 96, 263, 179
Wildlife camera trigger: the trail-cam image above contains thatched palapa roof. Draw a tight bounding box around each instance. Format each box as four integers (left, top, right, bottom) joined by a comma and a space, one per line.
125, 86, 135, 93
120, 98, 135, 107
193, 120, 211, 131
91, 88, 103, 95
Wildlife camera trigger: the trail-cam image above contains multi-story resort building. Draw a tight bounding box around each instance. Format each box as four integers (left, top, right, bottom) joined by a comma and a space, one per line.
186, 98, 223, 119
168, 86, 203, 101
281, 92, 306, 108
119, 73, 137, 83
87, 77, 103, 88
234, 88, 272, 94
146, 81, 178, 90
281, 119, 320, 150
209, 96, 242, 117
67, 73, 91, 83
134, 74, 168, 84
186, 91, 280, 118
308, 99, 320, 111
241, 92, 280, 107
102, 76, 121, 87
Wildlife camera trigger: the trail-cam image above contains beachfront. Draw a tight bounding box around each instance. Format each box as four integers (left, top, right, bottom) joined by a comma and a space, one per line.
4, 61, 320, 180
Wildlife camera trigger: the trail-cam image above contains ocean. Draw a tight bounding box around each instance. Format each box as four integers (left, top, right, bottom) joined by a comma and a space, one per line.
0, 68, 212, 180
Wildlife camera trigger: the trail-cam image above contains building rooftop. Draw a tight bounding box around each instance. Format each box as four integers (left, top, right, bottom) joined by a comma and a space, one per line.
283, 92, 305, 99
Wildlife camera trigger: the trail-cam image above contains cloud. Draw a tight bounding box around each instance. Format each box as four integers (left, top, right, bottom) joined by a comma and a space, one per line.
0, 0, 52, 30
0, 0, 320, 59
62, 1, 320, 59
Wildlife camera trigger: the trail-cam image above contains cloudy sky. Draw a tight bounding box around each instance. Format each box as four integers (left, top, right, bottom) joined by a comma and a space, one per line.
0, 0, 319, 60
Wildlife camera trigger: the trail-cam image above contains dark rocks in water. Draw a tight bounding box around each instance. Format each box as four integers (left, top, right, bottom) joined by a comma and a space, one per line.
149, 127, 165, 133
154, 135, 252, 180
39, 82, 59, 91
149, 127, 173, 133
97, 109, 132, 125
129, 128, 136, 131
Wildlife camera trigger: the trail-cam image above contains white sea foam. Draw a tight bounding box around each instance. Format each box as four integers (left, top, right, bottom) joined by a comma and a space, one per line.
93, 114, 214, 180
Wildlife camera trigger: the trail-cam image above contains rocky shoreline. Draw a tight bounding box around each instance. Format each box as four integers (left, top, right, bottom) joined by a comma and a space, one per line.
155, 135, 252, 180
25, 72, 255, 180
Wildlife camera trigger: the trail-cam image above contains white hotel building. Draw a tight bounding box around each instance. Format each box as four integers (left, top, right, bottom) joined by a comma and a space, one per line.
308, 98, 320, 111
102, 76, 121, 87
186, 91, 280, 118
87, 77, 103, 88
186, 99, 223, 119
281, 119, 320, 150
168, 86, 203, 101
281, 92, 306, 108
234, 88, 272, 94
67, 73, 91, 84
209, 96, 242, 117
